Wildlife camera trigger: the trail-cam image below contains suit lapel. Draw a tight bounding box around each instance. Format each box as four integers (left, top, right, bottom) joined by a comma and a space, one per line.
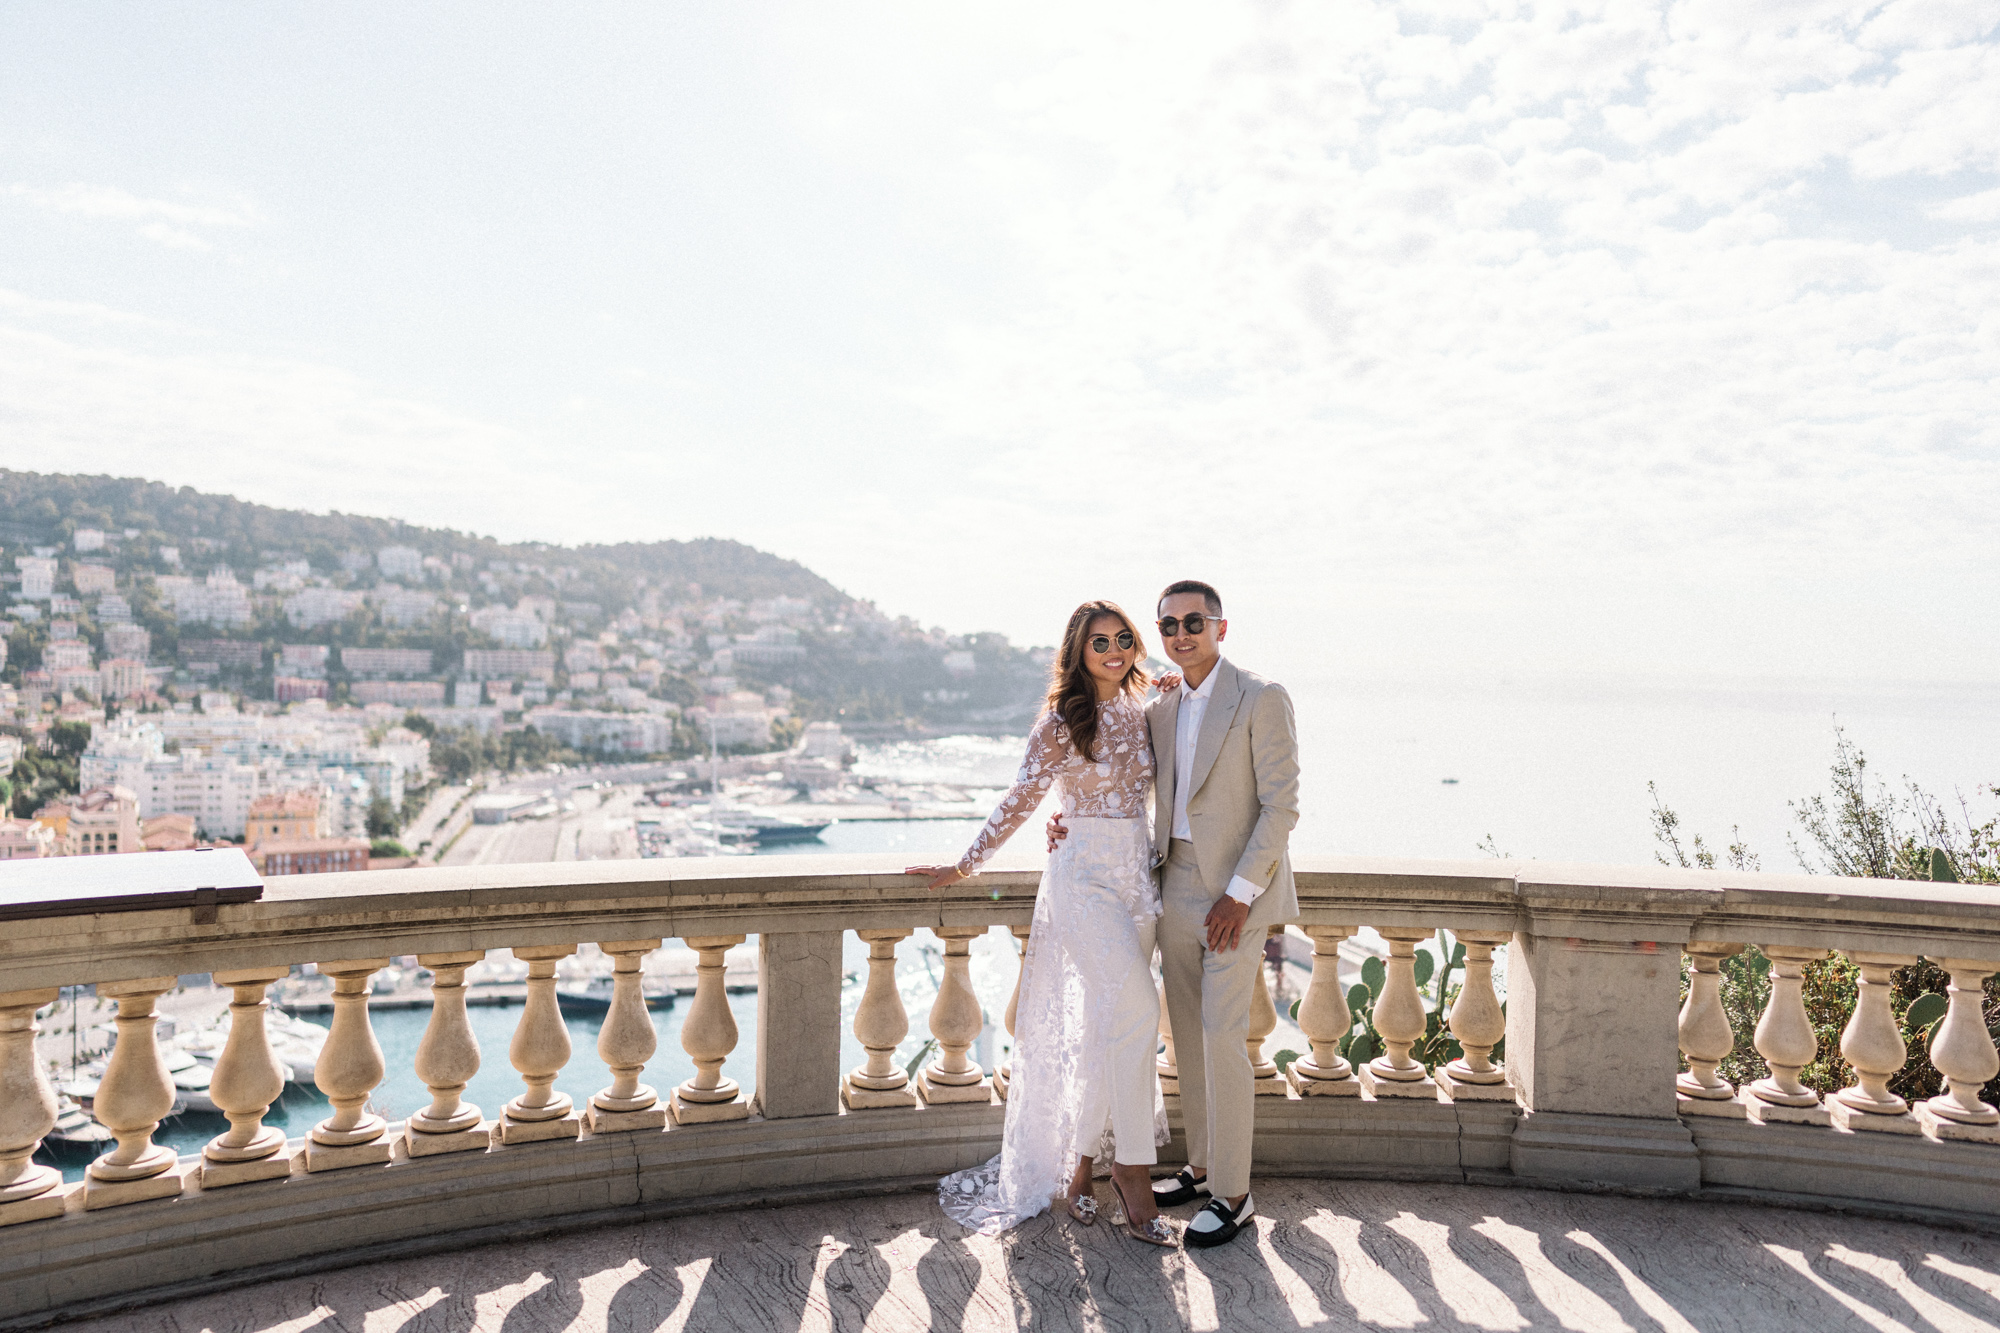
1185, 659, 1241, 805
1150, 691, 1180, 836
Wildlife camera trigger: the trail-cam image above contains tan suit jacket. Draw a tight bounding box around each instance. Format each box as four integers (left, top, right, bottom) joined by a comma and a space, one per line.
1147, 658, 1300, 930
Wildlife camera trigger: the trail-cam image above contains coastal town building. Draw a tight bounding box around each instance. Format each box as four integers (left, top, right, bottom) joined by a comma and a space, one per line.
245, 789, 332, 848
70, 563, 117, 596
526, 708, 677, 754
102, 623, 150, 661
253, 836, 369, 875
99, 658, 147, 701
61, 785, 142, 855
284, 586, 366, 627
0, 818, 54, 858
376, 545, 424, 580
15, 555, 55, 600
278, 644, 330, 677
461, 648, 556, 681
340, 647, 433, 678
139, 812, 197, 851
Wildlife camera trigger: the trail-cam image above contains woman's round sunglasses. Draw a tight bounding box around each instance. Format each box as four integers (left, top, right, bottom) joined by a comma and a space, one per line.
1156, 614, 1212, 636
1087, 631, 1135, 655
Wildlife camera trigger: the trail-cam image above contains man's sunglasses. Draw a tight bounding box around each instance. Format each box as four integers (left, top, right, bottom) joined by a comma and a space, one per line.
1087, 631, 1135, 655
1157, 614, 1213, 637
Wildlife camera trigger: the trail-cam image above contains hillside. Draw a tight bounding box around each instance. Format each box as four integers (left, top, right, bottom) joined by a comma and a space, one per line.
0, 470, 1048, 743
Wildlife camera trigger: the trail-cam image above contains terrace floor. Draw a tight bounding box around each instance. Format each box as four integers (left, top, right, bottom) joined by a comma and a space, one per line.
60, 1178, 2000, 1332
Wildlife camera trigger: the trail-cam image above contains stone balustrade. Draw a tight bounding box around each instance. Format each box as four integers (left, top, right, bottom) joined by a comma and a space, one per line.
3, 852, 2000, 1324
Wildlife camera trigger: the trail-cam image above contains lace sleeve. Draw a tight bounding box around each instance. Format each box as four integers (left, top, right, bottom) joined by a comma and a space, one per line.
957, 710, 1067, 874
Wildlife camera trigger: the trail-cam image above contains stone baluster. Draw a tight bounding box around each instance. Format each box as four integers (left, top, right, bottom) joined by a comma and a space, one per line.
1248, 926, 1287, 1095
1157, 977, 1179, 1096
995, 925, 1028, 1101
1676, 942, 1745, 1117
1745, 946, 1830, 1125
86, 976, 187, 1205
200, 967, 296, 1186
1916, 958, 2000, 1142
1440, 931, 1515, 1102
591, 939, 668, 1132
406, 951, 489, 1155
0, 987, 69, 1226
500, 945, 582, 1143
673, 935, 752, 1123
843, 930, 917, 1109
1285, 925, 1357, 1096
918, 926, 992, 1104
307, 958, 395, 1170
1359, 928, 1437, 1097
1827, 951, 1920, 1133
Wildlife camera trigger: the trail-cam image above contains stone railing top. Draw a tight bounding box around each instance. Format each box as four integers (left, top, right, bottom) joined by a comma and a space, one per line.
1, 851, 1996, 989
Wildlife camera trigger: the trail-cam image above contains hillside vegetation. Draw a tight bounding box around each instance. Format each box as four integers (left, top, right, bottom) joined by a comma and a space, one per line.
0, 470, 1047, 739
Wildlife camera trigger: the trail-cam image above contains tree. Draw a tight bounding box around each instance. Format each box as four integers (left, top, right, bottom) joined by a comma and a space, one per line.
1651, 729, 1998, 1103
365, 796, 400, 839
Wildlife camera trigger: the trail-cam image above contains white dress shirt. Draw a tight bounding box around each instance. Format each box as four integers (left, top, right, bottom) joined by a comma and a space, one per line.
1170, 660, 1265, 906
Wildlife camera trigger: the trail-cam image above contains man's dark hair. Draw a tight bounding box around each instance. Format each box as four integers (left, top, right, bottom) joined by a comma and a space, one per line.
1157, 579, 1223, 617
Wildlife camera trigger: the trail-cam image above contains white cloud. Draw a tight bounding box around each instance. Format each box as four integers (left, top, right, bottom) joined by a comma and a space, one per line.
8, 182, 259, 248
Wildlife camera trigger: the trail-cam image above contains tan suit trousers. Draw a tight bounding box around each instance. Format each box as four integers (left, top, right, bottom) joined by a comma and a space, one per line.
1158, 838, 1261, 1199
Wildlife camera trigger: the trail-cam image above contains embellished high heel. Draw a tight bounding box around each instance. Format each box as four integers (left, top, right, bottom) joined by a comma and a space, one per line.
1108, 1174, 1176, 1247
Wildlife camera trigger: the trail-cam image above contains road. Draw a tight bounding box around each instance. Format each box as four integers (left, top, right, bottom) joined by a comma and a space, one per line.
439, 770, 648, 867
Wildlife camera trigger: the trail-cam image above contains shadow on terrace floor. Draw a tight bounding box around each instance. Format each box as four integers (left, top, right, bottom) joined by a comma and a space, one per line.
64, 1178, 2000, 1332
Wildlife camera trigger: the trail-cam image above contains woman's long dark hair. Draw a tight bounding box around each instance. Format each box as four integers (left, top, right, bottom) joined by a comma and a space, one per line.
1046, 600, 1151, 762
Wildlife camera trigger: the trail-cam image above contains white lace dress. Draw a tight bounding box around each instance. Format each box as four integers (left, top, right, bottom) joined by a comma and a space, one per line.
937, 696, 1168, 1235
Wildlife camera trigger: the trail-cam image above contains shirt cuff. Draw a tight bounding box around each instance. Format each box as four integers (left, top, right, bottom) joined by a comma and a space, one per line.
1224, 874, 1265, 906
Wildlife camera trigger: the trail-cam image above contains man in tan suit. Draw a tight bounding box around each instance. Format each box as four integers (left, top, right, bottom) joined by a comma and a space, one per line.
1145, 579, 1299, 1247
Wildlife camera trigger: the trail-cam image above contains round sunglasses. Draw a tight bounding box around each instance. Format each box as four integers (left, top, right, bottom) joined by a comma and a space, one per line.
1156, 614, 1213, 636
1087, 630, 1135, 655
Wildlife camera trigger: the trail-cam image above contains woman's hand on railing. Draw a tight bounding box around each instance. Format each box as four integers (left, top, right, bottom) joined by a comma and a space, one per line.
906, 865, 966, 893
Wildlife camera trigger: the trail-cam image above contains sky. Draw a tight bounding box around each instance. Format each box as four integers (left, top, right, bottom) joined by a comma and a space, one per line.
1, 0, 1996, 691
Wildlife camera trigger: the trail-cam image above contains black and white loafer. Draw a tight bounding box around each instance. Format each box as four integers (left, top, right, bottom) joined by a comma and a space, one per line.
1183, 1193, 1253, 1249
1152, 1166, 1211, 1207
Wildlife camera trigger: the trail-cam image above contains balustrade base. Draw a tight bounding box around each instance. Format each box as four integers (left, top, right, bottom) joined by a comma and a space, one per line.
1158, 1073, 1178, 1096
1511, 1111, 1700, 1192
498, 1114, 581, 1145
199, 1152, 297, 1188
1677, 1092, 1747, 1119
304, 1138, 393, 1172
917, 1074, 993, 1105
1436, 1069, 1516, 1102
841, 1078, 918, 1110
1828, 1100, 1918, 1135
1740, 1091, 1830, 1127
670, 1094, 751, 1124
83, 1163, 191, 1209
0, 1182, 75, 1228
587, 1106, 668, 1134
405, 1123, 493, 1157
1251, 1075, 1291, 1096
1917, 1104, 2000, 1144
1285, 1066, 1360, 1097
1359, 1067, 1438, 1099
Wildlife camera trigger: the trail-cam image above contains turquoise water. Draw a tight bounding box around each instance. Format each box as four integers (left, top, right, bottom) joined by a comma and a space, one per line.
40, 992, 760, 1183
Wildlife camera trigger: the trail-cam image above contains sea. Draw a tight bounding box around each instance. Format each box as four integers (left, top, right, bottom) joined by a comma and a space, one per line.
783, 670, 2000, 872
